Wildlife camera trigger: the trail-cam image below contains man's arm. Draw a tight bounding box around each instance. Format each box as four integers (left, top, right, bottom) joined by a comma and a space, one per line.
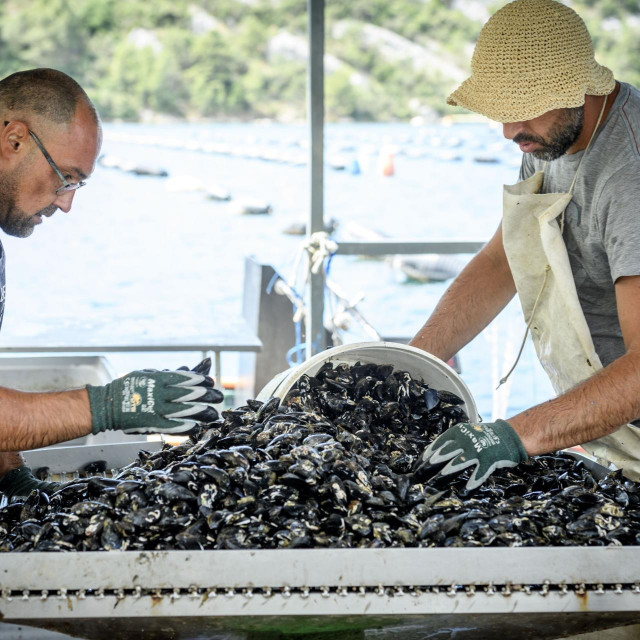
0, 388, 91, 451
409, 224, 516, 360
0, 358, 224, 452
415, 274, 640, 492
510, 274, 640, 454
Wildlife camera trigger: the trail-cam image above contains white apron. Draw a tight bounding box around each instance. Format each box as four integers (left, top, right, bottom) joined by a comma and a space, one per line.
502, 105, 640, 481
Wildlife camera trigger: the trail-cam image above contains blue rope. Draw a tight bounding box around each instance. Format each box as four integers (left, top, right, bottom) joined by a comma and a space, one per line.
265, 272, 280, 295
268, 248, 335, 368
325, 252, 335, 275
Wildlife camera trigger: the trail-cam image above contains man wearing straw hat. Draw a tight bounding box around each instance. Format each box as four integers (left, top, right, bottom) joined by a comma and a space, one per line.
411, 0, 640, 489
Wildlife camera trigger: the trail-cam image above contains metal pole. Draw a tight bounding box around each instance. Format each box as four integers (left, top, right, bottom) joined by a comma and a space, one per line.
306, 0, 326, 358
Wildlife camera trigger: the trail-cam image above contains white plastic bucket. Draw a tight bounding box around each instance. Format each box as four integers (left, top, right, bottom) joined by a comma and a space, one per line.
256, 341, 479, 422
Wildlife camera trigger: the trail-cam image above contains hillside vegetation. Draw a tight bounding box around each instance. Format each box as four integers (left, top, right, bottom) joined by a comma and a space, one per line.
0, 0, 637, 122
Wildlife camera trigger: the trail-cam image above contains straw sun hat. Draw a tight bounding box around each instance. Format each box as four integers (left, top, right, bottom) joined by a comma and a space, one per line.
447, 0, 615, 123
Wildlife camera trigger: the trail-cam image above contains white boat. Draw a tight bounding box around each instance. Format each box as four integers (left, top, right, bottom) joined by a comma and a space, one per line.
127, 165, 169, 177
391, 254, 464, 283
473, 155, 501, 164
231, 197, 273, 215
98, 154, 168, 177
282, 217, 339, 236
204, 185, 231, 201
342, 223, 463, 282
327, 155, 348, 171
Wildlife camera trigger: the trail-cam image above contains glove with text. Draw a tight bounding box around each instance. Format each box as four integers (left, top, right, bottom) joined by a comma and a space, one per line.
87, 360, 224, 435
0, 466, 60, 498
415, 419, 529, 491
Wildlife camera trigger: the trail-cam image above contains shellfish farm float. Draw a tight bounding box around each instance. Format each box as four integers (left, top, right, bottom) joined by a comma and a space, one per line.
2, 343, 640, 639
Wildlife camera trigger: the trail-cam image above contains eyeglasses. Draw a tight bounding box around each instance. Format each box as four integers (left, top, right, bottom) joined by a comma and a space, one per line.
27, 129, 86, 195
3, 121, 86, 195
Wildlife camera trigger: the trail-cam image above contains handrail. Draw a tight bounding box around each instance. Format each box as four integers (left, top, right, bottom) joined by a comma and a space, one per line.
335, 239, 486, 256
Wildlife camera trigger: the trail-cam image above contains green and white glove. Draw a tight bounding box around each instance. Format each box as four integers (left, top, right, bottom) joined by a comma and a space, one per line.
0, 466, 60, 498
87, 359, 224, 435
416, 419, 529, 491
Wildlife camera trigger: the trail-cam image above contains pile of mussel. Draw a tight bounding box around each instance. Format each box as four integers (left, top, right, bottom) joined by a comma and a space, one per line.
1, 361, 639, 552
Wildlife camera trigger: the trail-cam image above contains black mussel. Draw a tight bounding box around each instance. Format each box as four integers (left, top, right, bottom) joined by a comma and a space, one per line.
436, 390, 465, 405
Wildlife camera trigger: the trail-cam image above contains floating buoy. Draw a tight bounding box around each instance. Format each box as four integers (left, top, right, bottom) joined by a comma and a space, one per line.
379, 150, 395, 177
348, 158, 361, 175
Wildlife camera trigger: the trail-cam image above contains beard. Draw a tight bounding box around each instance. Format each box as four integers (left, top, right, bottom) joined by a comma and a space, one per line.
513, 106, 585, 161
0, 171, 56, 238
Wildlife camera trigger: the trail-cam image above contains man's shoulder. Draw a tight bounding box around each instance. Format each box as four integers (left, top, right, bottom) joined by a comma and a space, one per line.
611, 81, 640, 134
618, 81, 640, 105
590, 82, 640, 185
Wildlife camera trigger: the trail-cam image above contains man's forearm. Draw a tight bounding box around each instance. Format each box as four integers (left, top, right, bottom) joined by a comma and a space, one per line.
510, 350, 640, 455
0, 387, 92, 451
410, 226, 516, 361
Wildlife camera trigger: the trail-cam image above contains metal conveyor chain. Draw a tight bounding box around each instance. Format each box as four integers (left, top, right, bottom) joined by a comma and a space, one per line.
3, 581, 640, 603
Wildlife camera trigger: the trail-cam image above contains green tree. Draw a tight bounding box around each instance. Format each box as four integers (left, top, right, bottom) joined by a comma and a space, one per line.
186, 31, 249, 116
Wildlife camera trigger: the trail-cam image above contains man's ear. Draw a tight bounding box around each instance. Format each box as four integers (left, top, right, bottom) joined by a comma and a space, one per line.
1, 120, 29, 157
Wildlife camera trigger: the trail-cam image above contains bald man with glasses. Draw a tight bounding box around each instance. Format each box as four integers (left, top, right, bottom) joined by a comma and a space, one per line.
0, 69, 224, 499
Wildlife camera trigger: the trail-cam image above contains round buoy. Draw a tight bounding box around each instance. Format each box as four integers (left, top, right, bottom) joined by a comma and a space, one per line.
379, 151, 395, 177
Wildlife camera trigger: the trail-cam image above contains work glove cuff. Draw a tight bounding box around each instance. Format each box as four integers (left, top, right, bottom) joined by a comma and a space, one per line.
493, 419, 529, 463
86, 384, 114, 434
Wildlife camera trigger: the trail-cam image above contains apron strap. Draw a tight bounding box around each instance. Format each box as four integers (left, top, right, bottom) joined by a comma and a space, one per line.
560, 95, 608, 232
498, 265, 551, 388
499, 95, 608, 387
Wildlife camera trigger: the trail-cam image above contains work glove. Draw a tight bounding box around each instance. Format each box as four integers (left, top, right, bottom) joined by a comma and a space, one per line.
177, 358, 213, 376
0, 466, 60, 498
87, 358, 224, 435
415, 419, 528, 491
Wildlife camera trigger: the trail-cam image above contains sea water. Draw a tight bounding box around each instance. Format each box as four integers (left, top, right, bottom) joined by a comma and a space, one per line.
0, 121, 555, 420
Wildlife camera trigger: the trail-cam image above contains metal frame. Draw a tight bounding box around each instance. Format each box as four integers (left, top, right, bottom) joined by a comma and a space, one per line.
2, 548, 640, 637
304, 0, 485, 356
3, 547, 640, 591
335, 239, 486, 256
21, 441, 164, 476
306, 0, 326, 357
0, 334, 262, 391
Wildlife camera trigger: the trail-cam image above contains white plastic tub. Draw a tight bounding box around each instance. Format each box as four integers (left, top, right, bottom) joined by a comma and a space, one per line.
257, 341, 479, 422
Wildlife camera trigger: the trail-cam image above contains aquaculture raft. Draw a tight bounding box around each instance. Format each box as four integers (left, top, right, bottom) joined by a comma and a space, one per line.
1, 547, 640, 639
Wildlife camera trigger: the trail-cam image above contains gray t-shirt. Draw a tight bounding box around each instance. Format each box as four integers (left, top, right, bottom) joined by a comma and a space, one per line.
520, 81, 640, 369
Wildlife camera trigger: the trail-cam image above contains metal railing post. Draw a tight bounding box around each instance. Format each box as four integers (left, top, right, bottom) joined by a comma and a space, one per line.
306, 0, 326, 358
